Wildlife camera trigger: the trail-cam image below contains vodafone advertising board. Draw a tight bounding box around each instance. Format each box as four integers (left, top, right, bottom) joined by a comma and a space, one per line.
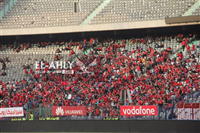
120, 106, 158, 116
52, 106, 86, 116
0, 107, 24, 117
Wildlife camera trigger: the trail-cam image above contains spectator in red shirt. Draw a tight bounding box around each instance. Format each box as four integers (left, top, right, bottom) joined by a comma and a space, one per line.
0, 34, 199, 121
181, 41, 186, 51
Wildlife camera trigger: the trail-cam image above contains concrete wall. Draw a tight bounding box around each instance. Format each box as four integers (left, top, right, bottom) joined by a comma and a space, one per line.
0, 120, 200, 133
166, 15, 200, 24
0, 19, 200, 36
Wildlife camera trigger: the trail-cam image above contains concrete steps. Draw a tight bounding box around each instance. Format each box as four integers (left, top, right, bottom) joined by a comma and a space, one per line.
170, 40, 200, 59
0, 0, 18, 20
182, 0, 200, 16
81, 0, 111, 25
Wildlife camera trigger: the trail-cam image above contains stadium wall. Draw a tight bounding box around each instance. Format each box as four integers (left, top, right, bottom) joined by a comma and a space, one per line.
166, 15, 200, 24
0, 120, 200, 133
0, 19, 200, 36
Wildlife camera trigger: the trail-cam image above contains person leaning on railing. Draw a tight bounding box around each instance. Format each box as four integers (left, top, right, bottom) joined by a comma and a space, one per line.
40, 116, 59, 121
11, 117, 26, 121
39, 116, 46, 121
103, 116, 118, 120
51, 116, 59, 120
29, 111, 34, 121
11, 117, 18, 121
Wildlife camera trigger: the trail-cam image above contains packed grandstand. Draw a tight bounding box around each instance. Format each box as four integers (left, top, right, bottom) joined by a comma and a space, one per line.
0, 33, 200, 120
0, 0, 200, 122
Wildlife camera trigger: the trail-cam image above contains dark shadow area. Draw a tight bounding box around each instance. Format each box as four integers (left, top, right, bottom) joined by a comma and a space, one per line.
0, 24, 200, 44
0, 120, 200, 133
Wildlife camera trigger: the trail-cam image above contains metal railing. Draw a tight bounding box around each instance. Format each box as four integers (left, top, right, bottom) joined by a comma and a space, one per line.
0, 104, 179, 121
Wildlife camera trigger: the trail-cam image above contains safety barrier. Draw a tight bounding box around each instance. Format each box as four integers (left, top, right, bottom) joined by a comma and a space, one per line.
0, 120, 200, 133
165, 15, 200, 24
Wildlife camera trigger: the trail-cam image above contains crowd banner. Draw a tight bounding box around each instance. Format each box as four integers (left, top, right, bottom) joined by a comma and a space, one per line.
52, 106, 86, 116
177, 103, 200, 120
193, 103, 200, 120
0, 107, 24, 117
120, 106, 158, 116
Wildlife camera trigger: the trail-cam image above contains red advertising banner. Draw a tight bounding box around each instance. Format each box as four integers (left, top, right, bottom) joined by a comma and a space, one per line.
120, 106, 158, 116
0, 107, 24, 117
52, 106, 86, 116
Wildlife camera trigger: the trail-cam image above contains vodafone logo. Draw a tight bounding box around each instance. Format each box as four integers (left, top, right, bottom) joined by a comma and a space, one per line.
122, 107, 155, 115
120, 106, 158, 116
56, 107, 64, 116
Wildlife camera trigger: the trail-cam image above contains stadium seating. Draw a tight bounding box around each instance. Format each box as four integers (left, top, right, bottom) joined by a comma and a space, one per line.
0, 35, 189, 81
0, 0, 198, 28
0, 0, 200, 121
0, 34, 200, 120
0, 42, 80, 81
192, 5, 200, 15
0, 0, 104, 28
91, 0, 195, 24
0, 0, 9, 10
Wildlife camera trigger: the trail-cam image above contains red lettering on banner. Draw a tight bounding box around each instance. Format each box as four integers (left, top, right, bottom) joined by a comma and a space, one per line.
52, 106, 86, 116
0, 107, 24, 117
120, 106, 158, 116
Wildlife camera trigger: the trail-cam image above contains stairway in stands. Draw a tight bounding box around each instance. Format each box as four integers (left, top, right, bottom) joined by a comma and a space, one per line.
182, 0, 200, 16
170, 40, 200, 59
0, 0, 18, 20
81, 0, 111, 25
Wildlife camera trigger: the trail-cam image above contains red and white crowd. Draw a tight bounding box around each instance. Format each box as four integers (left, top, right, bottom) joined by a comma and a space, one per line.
0, 34, 199, 119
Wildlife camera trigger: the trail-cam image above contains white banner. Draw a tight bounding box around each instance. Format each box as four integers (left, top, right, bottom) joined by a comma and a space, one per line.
0, 107, 24, 117
177, 108, 193, 120
194, 108, 200, 120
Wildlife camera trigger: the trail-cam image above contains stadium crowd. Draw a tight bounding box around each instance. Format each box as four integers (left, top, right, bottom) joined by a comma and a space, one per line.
0, 33, 200, 119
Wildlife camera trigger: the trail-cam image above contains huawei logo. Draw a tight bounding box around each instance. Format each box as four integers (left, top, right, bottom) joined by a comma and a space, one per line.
56, 107, 64, 116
